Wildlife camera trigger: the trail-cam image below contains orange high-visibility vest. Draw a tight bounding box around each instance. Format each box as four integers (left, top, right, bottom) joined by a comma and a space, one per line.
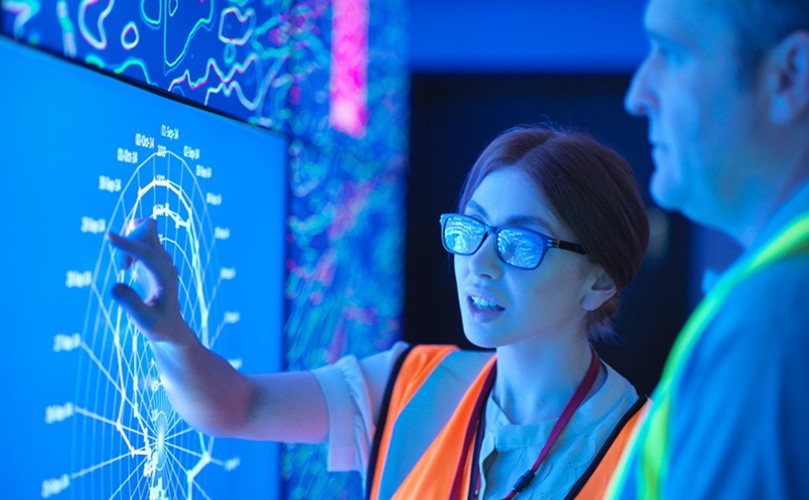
366, 345, 648, 500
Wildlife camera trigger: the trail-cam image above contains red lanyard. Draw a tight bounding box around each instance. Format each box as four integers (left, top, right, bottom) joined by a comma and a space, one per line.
450, 349, 601, 500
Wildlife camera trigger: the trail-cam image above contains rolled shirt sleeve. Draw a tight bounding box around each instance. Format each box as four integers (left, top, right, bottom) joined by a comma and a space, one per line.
311, 341, 410, 482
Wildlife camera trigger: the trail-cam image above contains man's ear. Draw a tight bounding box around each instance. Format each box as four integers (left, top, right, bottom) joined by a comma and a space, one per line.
765, 31, 809, 124
582, 268, 617, 312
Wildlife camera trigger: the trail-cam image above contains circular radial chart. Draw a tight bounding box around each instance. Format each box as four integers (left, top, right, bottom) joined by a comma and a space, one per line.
69, 148, 235, 499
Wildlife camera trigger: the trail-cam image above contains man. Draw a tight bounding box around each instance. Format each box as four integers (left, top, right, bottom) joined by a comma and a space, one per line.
607, 0, 809, 497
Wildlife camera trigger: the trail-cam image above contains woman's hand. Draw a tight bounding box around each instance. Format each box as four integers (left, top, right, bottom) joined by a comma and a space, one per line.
107, 218, 196, 346
107, 218, 328, 443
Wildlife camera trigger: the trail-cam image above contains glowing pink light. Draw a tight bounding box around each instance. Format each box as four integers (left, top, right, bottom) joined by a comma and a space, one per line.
329, 0, 368, 138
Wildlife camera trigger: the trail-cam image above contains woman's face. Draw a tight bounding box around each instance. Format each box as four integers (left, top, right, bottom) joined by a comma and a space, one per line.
455, 168, 597, 349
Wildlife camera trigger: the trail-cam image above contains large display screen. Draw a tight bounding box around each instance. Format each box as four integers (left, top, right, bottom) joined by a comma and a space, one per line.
0, 36, 286, 499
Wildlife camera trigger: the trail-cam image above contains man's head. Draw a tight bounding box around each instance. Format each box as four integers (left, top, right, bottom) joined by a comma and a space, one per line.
625, 0, 809, 244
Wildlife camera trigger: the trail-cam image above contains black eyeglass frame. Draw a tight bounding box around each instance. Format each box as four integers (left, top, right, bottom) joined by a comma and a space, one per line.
439, 213, 588, 270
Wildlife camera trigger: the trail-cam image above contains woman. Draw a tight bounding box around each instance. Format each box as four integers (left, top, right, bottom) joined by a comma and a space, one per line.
109, 125, 650, 499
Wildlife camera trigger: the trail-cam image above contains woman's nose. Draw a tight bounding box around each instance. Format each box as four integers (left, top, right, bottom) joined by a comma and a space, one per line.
464, 233, 503, 279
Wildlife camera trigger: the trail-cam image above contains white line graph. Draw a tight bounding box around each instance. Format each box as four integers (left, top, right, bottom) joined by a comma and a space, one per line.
42, 135, 240, 499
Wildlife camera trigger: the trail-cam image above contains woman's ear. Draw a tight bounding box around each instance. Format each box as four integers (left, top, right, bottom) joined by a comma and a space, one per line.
582, 267, 617, 312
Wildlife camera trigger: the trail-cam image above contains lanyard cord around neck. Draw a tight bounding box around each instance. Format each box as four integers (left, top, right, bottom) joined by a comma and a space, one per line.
450, 348, 602, 500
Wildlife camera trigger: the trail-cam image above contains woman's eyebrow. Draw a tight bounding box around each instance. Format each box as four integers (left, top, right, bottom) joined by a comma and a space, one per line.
466, 201, 555, 232
506, 214, 555, 233
465, 200, 488, 217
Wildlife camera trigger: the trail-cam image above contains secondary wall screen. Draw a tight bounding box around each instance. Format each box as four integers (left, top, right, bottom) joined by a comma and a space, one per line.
0, 37, 286, 499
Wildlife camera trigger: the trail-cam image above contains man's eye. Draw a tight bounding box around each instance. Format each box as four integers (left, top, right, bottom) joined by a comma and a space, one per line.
652, 43, 685, 66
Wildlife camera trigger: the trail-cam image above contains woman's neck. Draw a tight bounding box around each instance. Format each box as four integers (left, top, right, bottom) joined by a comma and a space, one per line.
493, 336, 604, 425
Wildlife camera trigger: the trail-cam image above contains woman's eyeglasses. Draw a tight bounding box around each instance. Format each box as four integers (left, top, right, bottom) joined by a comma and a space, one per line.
440, 213, 587, 270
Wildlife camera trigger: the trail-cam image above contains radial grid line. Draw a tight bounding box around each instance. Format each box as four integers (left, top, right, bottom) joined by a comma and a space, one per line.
180, 268, 213, 347
194, 179, 214, 277
162, 238, 196, 287
191, 476, 215, 500
72, 405, 148, 438
183, 269, 208, 327
163, 450, 190, 500
163, 442, 212, 500
185, 175, 211, 275
162, 439, 209, 460
210, 318, 229, 349
179, 217, 192, 318
162, 425, 195, 442
130, 457, 153, 500
175, 273, 202, 334
131, 474, 146, 500
187, 449, 213, 500
106, 453, 148, 499
168, 406, 185, 434
165, 152, 172, 255
210, 322, 226, 350
133, 380, 161, 440
87, 283, 118, 340
116, 323, 149, 388
118, 191, 131, 234
89, 161, 137, 278
152, 153, 157, 223
163, 436, 194, 476
80, 342, 125, 396
174, 157, 184, 275
185, 179, 212, 260
138, 367, 163, 422
137, 385, 160, 429
201, 237, 218, 280
97, 249, 119, 318
128, 330, 156, 385
161, 406, 189, 439
91, 237, 124, 330
178, 274, 199, 320
118, 348, 156, 451
208, 276, 224, 316
69, 450, 135, 480
114, 305, 134, 437
179, 285, 200, 334
137, 165, 144, 223
163, 239, 196, 291
110, 311, 148, 408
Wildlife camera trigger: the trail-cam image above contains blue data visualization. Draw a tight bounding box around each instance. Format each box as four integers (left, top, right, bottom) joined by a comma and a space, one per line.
0, 37, 286, 499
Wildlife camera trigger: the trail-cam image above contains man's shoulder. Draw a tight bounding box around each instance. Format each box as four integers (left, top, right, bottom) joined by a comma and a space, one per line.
682, 252, 809, 383
718, 252, 809, 332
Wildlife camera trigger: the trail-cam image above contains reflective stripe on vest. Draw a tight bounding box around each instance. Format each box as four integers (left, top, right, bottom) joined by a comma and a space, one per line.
606, 211, 809, 499
369, 345, 650, 500
370, 345, 492, 499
